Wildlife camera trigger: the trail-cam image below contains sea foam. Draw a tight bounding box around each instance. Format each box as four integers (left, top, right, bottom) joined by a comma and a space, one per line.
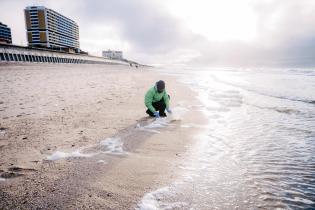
136, 186, 187, 210
136, 187, 169, 210
47, 149, 95, 161
100, 137, 125, 155
137, 106, 189, 133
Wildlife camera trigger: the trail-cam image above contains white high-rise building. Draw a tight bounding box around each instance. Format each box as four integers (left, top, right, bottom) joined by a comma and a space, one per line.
102, 50, 123, 60
24, 6, 80, 52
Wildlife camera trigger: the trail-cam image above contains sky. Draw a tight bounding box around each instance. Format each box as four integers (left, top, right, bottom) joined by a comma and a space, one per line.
1, 0, 315, 67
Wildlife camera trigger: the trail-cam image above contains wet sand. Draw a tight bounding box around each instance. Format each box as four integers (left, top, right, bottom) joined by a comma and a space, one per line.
0, 64, 205, 209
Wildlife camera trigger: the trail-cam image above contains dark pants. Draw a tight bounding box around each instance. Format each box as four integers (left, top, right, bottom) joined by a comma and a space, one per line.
146, 95, 170, 117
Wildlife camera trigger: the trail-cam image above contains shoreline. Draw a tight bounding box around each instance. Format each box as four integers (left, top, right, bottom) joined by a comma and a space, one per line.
0, 64, 206, 209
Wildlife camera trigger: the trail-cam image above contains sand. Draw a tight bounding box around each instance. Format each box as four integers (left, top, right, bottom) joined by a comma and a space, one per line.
0, 63, 206, 209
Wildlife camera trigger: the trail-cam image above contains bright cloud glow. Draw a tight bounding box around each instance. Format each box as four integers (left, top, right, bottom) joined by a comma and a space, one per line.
166, 0, 257, 42
80, 24, 131, 56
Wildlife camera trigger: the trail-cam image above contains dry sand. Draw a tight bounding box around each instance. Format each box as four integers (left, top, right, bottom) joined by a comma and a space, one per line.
0, 63, 206, 209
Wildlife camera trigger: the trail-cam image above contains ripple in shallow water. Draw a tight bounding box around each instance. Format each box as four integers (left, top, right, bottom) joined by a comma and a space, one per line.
139, 68, 315, 209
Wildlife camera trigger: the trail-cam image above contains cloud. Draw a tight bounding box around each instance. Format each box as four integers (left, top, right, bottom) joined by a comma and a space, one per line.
1, 0, 315, 67
185, 0, 315, 67
74, 0, 199, 55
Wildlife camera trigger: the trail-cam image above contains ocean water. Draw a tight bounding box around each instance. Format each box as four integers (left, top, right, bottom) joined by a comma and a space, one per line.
138, 68, 315, 210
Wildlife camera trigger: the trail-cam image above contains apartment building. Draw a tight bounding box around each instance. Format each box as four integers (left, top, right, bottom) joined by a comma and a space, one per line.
0, 22, 12, 44
102, 50, 123, 60
24, 6, 80, 52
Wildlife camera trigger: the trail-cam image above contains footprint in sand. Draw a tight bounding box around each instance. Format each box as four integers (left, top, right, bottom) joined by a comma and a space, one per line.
0, 166, 37, 179
0, 127, 7, 137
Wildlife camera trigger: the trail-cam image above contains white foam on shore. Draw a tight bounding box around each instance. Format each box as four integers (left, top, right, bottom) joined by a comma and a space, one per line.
136, 187, 169, 210
136, 186, 187, 210
47, 149, 95, 161
100, 137, 125, 155
46, 137, 125, 161
0, 178, 5, 181
137, 106, 189, 134
144, 118, 169, 129
136, 118, 167, 133
137, 125, 161, 134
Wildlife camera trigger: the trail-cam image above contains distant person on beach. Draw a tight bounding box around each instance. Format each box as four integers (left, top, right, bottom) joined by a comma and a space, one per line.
145, 80, 172, 118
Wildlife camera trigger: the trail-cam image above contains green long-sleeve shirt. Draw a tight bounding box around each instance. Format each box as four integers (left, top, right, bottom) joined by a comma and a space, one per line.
144, 86, 169, 113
